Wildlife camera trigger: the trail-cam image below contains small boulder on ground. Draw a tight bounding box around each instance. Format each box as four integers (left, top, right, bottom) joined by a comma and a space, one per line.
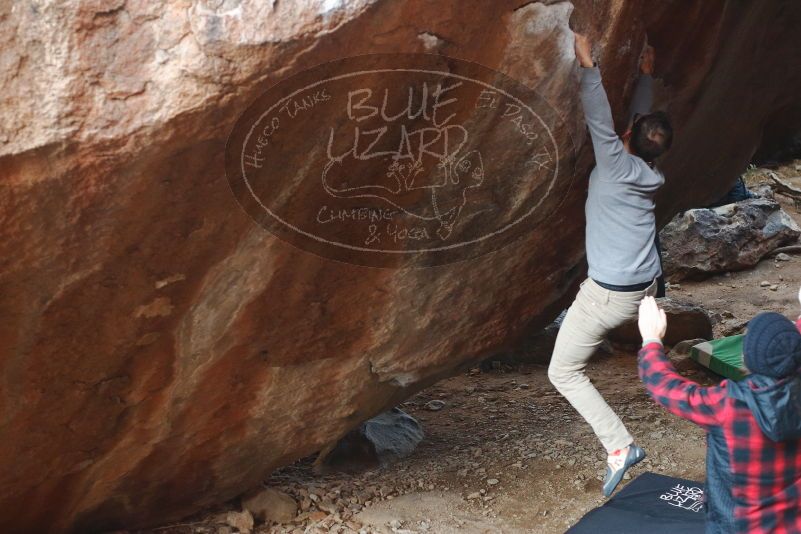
609, 299, 713, 346
660, 197, 800, 281
322, 408, 423, 473
669, 338, 709, 358
424, 400, 445, 411
668, 338, 709, 373
241, 487, 298, 524
223, 510, 254, 533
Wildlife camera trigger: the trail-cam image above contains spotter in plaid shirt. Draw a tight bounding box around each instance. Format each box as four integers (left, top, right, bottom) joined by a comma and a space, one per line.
638, 318, 801, 534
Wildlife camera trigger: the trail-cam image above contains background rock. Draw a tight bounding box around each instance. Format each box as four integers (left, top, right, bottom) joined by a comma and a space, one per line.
667, 338, 711, 374
224, 510, 254, 534
609, 299, 713, 346
241, 487, 298, 525
669, 338, 710, 358
2, 1, 801, 532
660, 198, 801, 281
322, 408, 424, 473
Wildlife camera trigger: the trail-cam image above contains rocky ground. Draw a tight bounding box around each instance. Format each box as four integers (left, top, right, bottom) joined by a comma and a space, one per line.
137, 164, 801, 534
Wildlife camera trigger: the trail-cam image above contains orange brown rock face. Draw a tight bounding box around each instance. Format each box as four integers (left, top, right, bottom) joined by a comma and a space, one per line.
1, 0, 800, 531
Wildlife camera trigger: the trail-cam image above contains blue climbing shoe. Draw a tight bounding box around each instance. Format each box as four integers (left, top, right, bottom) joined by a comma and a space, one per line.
602, 444, 646, 497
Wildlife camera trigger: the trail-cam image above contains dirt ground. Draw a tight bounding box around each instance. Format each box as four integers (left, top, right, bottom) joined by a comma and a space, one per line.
140, 165, 801, 534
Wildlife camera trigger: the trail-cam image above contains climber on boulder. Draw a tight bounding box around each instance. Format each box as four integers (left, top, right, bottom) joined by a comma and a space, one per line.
547, 31, 673, 497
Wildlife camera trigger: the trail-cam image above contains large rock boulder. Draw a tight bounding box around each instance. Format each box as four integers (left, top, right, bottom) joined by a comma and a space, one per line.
2, 1, 801, 531
660, 198, 801, 280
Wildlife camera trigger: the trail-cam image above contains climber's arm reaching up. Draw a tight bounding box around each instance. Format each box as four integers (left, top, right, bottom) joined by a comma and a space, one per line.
574, 32, 631, 179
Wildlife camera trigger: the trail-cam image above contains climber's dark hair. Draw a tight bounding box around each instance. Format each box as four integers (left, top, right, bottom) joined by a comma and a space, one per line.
630, 111, 673, 163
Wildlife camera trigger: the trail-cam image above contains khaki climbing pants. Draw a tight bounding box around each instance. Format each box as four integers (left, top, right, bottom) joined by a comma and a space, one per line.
548, 277, 658, 453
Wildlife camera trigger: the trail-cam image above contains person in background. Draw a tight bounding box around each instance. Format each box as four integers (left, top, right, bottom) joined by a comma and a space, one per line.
638, 293, 801, 533
705, 175, 755, 208
548, 32, 674, 497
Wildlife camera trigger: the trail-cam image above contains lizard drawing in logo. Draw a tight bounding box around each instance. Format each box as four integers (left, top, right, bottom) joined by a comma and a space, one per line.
321, 148, 485, 241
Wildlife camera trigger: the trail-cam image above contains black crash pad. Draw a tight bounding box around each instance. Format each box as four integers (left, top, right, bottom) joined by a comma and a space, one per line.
566, 472, 706, 534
